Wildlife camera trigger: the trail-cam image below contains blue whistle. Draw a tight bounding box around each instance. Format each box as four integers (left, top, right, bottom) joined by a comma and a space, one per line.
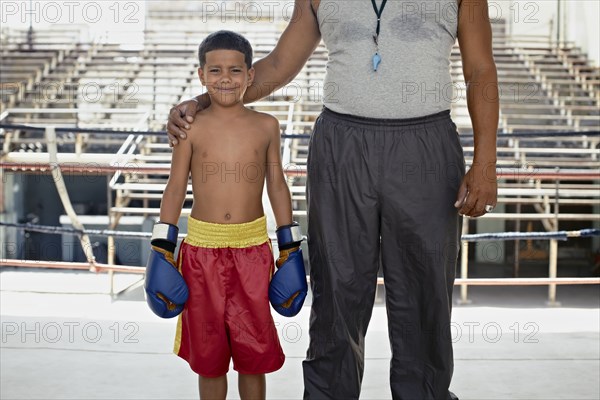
372, 53, 381, 71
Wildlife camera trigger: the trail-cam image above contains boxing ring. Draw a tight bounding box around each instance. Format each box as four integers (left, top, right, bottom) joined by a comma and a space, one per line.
1, 124, 599, 306
0, 96, 598, 400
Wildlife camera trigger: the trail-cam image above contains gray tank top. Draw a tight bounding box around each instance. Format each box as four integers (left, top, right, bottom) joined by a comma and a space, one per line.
317, 0, 458, 118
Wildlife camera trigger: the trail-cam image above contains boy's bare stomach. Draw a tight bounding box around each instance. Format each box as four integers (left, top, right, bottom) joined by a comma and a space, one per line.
189, 186, 265, 225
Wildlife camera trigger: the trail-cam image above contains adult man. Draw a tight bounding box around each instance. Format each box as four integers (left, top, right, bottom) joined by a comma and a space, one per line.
168, 1, 498, 398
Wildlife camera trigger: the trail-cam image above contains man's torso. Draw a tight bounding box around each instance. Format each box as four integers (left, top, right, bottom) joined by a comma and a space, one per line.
313, 0, 460, 119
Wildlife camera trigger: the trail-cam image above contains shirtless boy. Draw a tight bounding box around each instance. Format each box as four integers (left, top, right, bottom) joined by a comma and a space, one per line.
143, 30, 307, 400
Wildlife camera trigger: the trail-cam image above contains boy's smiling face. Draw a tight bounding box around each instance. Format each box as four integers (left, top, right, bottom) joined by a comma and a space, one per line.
199, 49, 254, 107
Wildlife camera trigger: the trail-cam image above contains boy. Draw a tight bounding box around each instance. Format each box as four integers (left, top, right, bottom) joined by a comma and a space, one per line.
144, 30, 306, 399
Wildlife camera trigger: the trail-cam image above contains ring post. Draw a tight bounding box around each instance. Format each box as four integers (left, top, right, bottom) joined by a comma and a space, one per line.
547, 239, 560, 306
547, 170, 561, 306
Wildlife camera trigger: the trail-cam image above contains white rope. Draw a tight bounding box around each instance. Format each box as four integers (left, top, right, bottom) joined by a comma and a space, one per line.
46, 126, 97, 270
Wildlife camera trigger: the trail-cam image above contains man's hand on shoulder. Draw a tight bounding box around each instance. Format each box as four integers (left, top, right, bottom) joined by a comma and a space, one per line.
167, 97, 203, 147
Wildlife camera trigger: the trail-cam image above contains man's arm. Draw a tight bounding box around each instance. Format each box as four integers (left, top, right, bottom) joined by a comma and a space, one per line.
265, 117, 293, 227
160, 134, 192, 224
167, 0, 321, 144
455, 0, 499, 217
244, 0, 321, 103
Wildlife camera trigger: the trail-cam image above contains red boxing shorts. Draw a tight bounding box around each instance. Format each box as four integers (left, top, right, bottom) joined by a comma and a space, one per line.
173, 215, 285, 377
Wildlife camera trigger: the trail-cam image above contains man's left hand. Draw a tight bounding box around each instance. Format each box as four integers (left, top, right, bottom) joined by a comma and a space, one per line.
454, 160, 498, 218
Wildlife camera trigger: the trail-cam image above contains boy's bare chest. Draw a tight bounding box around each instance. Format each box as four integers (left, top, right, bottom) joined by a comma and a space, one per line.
192, 128, 269, 164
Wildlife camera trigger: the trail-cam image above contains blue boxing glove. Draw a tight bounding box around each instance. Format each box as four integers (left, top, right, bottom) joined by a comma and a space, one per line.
269, 222, 308, 317
144, 222, 189, 318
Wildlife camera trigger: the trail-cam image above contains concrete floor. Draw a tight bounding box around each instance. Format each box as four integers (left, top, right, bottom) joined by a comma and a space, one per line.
1, 269, 599, 400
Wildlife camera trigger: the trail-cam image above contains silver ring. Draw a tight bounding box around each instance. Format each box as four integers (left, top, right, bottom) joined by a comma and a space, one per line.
484, 205, 494, 213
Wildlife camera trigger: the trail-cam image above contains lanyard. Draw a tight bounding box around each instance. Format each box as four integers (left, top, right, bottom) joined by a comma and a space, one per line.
370, 0, 387, 71
371, 0, 388, 39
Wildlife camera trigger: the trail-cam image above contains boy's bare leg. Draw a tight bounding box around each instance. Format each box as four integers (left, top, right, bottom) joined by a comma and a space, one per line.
199, 375, 227, 400
238, 373, 266, 400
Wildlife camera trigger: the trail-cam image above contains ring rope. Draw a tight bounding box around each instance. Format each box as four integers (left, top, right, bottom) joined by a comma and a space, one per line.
462, 228, 600, 241
1, 222, 598, 242
45, 126, 97, 270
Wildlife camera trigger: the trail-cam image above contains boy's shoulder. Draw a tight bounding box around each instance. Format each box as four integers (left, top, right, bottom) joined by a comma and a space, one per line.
190, 108, 211, 125
242, 109, 280, 137
246, 109, 280, 127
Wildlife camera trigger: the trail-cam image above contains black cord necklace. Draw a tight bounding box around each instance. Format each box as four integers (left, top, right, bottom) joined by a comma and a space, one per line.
371, 0, 388, 71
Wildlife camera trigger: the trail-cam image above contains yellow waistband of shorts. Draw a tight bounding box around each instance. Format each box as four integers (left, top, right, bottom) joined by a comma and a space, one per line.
184, 215, 268, 248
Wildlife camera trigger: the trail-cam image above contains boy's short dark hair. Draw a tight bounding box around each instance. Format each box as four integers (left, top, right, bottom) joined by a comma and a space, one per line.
198, 30, 253, 69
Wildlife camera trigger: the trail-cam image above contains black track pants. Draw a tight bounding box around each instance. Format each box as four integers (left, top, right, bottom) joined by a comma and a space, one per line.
303, 108, 464, 400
